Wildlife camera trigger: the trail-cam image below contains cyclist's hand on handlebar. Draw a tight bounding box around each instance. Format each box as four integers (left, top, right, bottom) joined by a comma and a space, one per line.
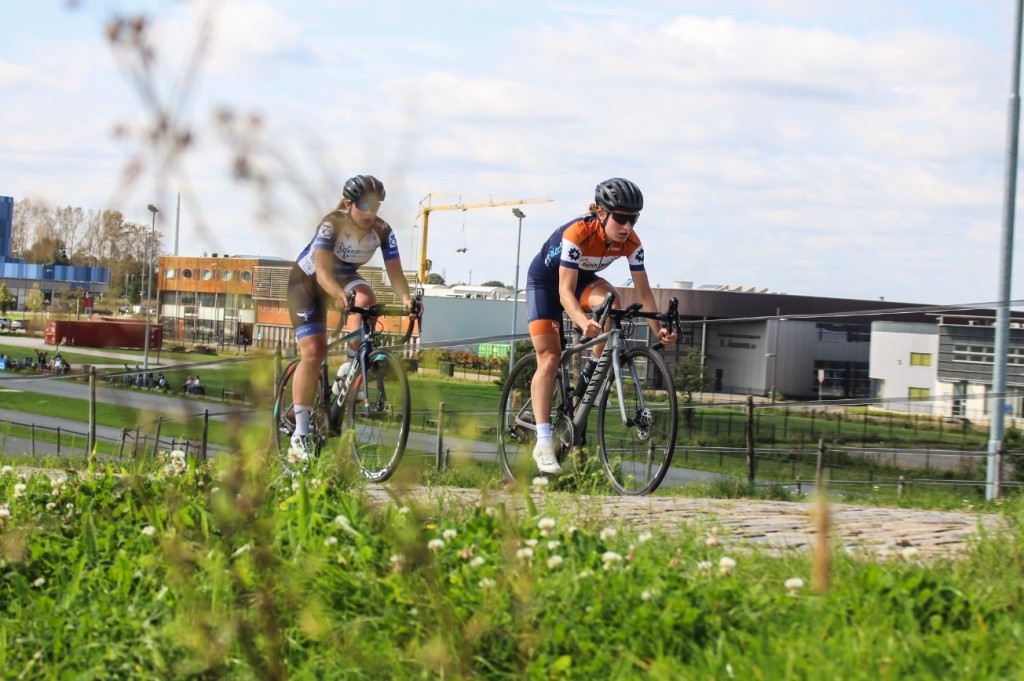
580, 318, 602, 339
657, 326, 678, 346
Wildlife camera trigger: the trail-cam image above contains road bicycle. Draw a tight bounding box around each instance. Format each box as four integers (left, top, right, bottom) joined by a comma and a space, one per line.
272, 290, 422, 480
497, 293, 680, 495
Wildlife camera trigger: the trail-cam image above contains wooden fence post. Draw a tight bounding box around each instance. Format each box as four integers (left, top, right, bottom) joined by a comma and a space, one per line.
88, 366, 96, 454
745, 395, 756, 484
436, 402, 446, 470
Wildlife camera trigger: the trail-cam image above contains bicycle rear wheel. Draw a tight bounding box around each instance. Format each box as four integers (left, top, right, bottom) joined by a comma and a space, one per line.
497, 353, 571, 484
337, 351, 410, 482
272, 359, 329, 467
596, 347, 678, 495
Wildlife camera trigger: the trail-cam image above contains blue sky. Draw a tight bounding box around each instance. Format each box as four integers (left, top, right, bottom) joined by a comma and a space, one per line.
1, 0, 1020, 304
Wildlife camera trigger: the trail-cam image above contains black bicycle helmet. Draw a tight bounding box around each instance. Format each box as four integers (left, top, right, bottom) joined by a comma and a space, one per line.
594, 177, 643, 213
342, 174, 386, 202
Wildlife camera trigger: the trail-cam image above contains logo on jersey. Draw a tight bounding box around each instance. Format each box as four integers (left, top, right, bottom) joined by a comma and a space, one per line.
317, 222, 334, 240
297, 307, 315, 322
388, 232, 397, 250
568, 246, 581, 261
635, 247, 645, 263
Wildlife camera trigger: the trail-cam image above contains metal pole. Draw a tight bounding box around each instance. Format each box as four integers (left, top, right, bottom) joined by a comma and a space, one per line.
509, 208, 525, 370
769, 308, 781, 403
988, 0, 1024, 501
144, 204, 158, 371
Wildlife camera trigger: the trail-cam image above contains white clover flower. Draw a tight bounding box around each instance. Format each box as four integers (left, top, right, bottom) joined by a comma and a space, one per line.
577, 569, 594, 580
479, 578, 497, 591
601, 551, 623, 570
45, 502, 56, 511
599, 527, 617, 542
170, 450, 186, 462
65, 502, 74, 511
13, 483, 26, 499
516, 547, 534, 561
531, 476, 549, 493
484, 506, 498, 517
469, 556, 486, 568
525, 538, 539, 548
638, 531, 653, 544
334, 515, 351, 527
0, 506, 9, 519
1, 465, 12, 475
324, 536, 339, 547
547, 555, 564, 569
291, 480, 300, 492
33, 577, 45, 588
547, 540, 561, 551
784, 577, 805, 594
141, 525, 157, 537
567, 526, 578, 535
397, 505, 410, 515
901, 546, 920, 561
718, 556, 737, 576
538, 517, 556, 536
427, 538, 445, 552
442, 528, 457, 541
389, 554, 406, 570
697, 560, 713, 575
641, 588, 658, 601
705, 533, 720, 547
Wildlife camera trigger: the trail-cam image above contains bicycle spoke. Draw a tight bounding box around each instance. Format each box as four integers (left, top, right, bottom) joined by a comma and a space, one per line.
337, 352, 409, 482
597, 348, 677, 495
497, 353, 570, 484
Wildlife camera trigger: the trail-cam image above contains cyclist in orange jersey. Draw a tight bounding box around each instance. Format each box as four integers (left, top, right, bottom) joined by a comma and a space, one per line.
523, 177, 677, 474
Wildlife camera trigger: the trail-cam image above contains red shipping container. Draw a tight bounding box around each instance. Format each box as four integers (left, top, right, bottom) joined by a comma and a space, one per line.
45, 320, 163, 350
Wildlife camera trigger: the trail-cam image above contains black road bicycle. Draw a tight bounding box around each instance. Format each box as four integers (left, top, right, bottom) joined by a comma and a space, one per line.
272, 290, 422, 480
497, 293, 680, 495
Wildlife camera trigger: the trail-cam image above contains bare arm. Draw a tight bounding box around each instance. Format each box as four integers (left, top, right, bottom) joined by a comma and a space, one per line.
314, 248, 348, 307
384, 257, 413, 310
632, 269, 677, 345
559, 266, 602, 338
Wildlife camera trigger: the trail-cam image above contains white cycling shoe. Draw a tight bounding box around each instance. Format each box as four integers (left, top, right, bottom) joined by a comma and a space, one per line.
532, 442, 562, 475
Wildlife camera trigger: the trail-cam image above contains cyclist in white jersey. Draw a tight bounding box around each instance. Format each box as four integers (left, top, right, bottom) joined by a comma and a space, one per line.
286, 175, 415, 459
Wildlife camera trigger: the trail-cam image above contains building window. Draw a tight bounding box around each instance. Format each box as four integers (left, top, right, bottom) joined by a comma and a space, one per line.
223, 270, 234, 282
241, 270, 252, 282
202, 269, 213, 281
908, 387, 930, 400
182, 268, 192, 279
909, 352, 931, 367
165, 268, 176, 279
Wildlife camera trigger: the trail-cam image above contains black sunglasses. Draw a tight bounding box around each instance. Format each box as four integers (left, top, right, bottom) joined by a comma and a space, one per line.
607, 210, 639, 226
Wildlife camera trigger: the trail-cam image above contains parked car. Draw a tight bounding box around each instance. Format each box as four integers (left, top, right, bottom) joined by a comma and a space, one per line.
0, 317, 9, 331
10, 319, 27, 331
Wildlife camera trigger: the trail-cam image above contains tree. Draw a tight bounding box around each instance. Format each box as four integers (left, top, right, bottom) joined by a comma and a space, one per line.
26, 283, 45, 314
0, 283, 14, 314
673, 347, 710, 427
23, 235, 71, 265
426, 273, 445, 285
481, 280, 507, 288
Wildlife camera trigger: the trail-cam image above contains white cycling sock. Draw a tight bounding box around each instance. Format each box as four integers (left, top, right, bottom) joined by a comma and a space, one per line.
536, 422, 552, 448
294, 405, 311, 436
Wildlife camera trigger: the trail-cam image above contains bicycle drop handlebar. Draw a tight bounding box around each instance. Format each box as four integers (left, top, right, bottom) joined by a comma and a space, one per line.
332, 288, 424, 346
588, 291, 680, 350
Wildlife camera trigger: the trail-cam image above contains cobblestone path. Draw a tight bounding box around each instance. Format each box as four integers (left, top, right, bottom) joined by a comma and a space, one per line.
364, 486, 1006, 560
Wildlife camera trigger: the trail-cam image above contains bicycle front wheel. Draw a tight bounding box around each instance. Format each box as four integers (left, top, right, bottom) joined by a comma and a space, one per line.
272, 359, 329, 465
597, 347, 678, 495
497, 353, 571, 484
337, 351, 410, 482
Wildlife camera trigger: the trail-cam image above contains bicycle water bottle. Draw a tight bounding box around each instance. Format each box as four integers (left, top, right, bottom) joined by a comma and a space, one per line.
575, 357, 598, 398
331, 361, 352, 400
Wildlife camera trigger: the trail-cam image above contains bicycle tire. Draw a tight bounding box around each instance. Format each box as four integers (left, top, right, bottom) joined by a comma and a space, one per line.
272, 359, 329, 467
497, 353, 571, 484
337, 351, 410, 482
596, 347, 678, 495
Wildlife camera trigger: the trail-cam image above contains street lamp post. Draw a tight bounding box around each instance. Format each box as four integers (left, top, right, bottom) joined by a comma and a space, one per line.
143, 204, 158, 373
509, 208, 526, 370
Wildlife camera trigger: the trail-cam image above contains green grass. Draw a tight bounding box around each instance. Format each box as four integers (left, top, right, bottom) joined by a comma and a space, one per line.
1, 456, 1022, 679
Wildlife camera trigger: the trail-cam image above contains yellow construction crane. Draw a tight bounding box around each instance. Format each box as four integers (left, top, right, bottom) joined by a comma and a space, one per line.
415, 194, 554, 283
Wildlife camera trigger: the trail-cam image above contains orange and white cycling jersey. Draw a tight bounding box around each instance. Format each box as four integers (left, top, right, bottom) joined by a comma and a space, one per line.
532, 214, 645, 282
